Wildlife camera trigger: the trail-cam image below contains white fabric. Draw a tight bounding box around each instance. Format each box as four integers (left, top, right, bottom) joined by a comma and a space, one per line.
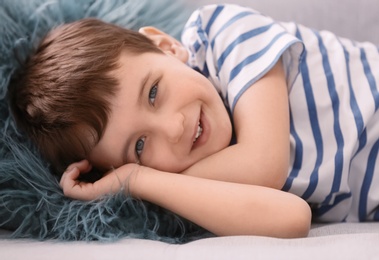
2, 224, 379, 260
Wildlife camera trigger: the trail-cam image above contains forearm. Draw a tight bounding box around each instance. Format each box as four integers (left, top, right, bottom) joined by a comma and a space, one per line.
182, 143, 289, 189
132, 166, 310, 238
60, 161, 310, 238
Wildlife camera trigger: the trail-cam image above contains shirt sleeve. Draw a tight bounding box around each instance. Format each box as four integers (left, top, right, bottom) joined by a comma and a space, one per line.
182, 4, 304, 112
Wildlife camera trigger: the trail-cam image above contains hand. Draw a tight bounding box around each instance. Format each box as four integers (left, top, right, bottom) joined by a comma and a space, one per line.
60, 160, 140, 200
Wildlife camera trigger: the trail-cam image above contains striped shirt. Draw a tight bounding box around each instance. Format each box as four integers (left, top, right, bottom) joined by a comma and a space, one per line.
182, 4, 379, 222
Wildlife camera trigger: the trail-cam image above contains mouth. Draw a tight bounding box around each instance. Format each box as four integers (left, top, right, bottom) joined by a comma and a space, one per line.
193, 121, 203, 143
191, 110, 208, 150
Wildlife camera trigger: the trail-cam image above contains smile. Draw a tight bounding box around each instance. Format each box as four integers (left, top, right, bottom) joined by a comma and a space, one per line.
193, 122, 203, 143
191, 110, 209, 151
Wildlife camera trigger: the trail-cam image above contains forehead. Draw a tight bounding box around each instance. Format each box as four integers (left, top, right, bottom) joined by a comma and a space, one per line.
111, 51, 155, 86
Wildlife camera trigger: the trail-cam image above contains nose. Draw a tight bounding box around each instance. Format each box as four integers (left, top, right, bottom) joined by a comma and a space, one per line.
153, 112, 184, 143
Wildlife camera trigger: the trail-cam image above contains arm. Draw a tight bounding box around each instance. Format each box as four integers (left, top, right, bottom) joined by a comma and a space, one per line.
61, 160, 311, 238
183, 60, 290, 189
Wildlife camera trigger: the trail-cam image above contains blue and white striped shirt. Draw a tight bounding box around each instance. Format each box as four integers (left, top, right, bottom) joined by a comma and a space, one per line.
182, 4, 379, 222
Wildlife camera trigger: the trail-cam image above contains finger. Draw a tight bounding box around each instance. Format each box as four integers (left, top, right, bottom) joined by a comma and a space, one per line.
65, 159, 93, 174
76, 159, 93, 174
66, 159, 89, 171
60, 166, 80, 188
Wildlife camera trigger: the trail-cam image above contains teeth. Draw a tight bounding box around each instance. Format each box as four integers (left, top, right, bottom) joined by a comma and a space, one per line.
194, 122, 203, 143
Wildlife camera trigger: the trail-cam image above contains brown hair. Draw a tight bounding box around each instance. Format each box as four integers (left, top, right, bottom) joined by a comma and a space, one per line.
10, 18, 162, 174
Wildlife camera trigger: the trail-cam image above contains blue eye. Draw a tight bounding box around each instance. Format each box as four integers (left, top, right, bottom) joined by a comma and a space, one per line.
135, 137, 145, 158
149, 85, 158, 105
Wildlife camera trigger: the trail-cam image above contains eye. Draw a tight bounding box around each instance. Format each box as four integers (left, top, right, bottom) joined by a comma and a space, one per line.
149, 85, 158, 105
135, 137, 145, 159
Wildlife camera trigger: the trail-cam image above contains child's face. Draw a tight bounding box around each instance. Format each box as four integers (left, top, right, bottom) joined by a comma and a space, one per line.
88, 50, 232, 172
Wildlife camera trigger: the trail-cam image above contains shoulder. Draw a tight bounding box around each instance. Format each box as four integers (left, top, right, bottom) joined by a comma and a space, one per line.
181, 3, 274, 65
183, 4, 262, 33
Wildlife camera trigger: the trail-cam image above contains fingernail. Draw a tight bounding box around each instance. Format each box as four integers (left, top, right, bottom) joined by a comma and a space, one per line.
64, 166, 75, 173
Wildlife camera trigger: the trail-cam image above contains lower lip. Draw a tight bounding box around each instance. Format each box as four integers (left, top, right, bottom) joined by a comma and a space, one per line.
192, 111, 209, 150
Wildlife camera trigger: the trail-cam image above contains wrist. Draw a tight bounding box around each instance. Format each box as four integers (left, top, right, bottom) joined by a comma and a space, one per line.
125, 165, 152, 198
111, 163, 142, 197
129, 166, 171, 202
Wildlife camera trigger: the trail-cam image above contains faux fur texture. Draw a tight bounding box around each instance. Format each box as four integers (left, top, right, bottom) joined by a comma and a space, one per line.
0, 0, 209, 243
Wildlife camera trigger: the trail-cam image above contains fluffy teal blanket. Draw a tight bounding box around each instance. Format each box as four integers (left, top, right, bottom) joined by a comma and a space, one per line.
0, 0, 209, 243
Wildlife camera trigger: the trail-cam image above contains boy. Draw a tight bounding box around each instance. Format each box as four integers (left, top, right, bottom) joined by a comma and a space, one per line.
14, 3, 379, 238
12, 13, 310, 238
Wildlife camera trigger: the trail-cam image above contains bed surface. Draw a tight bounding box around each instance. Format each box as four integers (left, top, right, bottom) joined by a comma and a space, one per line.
2, 223, 379, 260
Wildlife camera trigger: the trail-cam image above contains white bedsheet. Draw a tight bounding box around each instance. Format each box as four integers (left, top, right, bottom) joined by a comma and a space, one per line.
2, 223, 379, 260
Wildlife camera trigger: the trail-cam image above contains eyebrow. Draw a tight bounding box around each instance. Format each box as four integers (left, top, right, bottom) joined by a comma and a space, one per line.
124, 70, 152, 165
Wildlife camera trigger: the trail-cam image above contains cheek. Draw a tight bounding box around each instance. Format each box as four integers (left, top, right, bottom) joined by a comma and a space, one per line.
141, 144, 188, 172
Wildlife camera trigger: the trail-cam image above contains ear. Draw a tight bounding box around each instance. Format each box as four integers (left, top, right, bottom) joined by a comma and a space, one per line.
139, 26, 188, 63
